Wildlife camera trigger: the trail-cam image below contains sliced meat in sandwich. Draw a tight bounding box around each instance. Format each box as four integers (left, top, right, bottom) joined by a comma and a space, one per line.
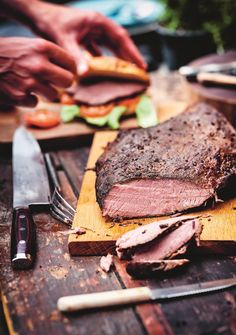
60, 56, 157, 129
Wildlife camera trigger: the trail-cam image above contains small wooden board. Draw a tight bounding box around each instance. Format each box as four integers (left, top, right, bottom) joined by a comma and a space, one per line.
0, 102, 138, 149
68, 131, 236, 256
0, 102, 187, 155
186, 51, 236, 126
0, 101, 187, 145
0, 71, 189, 150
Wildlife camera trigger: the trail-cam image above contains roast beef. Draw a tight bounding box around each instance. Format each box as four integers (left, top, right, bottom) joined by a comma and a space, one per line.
96, 103, 236, 219
129, 219, 200, 262
116, 216, 201, 278
116, 216, 200, 259
126, 259, 189, 278
69, 78, 147, 106
116, 215, 197, 252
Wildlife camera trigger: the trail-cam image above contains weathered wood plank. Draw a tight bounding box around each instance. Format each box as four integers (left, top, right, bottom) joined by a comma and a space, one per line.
56, 148, 91, 197
0, 158, 146, 335
115, 260, 174, 335
0, 292, 10, 335
156, 257, 236, 335
115, 257, 236, 335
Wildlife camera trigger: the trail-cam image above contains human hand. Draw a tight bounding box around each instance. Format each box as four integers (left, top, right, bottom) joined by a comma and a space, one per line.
32, 3, 146, 75
0, 37, 76, 107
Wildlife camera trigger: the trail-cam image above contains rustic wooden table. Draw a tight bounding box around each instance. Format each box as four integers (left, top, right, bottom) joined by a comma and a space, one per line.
0, 72, 236, 335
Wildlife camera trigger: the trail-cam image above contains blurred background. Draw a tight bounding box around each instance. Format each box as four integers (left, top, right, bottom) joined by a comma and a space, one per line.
0, 0, 236, 70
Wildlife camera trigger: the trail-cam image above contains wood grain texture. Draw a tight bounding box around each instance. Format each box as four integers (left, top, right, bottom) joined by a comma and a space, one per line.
69, 131, 236, 256
0, 153, 146, 335
114, 259, 174, 335
114, 256, 236, 335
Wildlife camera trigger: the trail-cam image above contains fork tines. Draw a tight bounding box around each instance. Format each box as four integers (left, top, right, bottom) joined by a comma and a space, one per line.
50, 188, 76, 227
44, 153, 76, 227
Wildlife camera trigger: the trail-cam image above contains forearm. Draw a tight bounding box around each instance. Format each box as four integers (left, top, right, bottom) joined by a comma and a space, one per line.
0, 0, 57, 39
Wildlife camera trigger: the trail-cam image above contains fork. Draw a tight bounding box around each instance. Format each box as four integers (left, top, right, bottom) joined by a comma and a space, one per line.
44, 153, 76, 227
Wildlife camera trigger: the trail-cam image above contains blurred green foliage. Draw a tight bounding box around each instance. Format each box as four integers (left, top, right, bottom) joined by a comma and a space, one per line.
159, 0, 236, 49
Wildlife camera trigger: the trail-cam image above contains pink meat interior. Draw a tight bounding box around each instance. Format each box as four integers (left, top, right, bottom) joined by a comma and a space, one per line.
132, 220, 197, 262
103, 179, 213, 218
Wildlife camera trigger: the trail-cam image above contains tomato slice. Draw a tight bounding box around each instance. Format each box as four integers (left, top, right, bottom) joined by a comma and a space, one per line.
60, 93, 75, 105
79, 96, 141, 118
117, 95, 141, 112
80, 103, 114, 118
23, 109, 60, 129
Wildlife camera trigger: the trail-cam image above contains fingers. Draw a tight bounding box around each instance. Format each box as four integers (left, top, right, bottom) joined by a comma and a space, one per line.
61, 37, 89, 76
35, 39, 77, 74
0, 37, 77, 108
102, 18, 146, 69
0, 76, 57, 106
32, 61, 74, 88
27, 81, 58, 101
85, 41, 102, 57
3, 94, 38, 108
19, 94, 38, 108
0, 84, 38, 107
115, 37, 147, 70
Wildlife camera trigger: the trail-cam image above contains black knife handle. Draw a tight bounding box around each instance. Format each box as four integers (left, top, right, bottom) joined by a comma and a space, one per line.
11, 207, 36, 270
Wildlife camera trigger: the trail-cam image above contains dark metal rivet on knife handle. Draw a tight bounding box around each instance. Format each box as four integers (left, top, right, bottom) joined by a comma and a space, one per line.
11, 207, 36, 270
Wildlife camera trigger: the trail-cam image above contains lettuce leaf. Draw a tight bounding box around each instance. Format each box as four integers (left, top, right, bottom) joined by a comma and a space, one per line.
107, 106, 127, 129
135, 95, 158, 128
85, 115, 109, 127
60, 105, 80, 123
85, 106, 127, 128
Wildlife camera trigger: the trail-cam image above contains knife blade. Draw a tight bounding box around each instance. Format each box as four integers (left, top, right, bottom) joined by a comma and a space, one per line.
57, 277, 236, 312
11, 126, 50, 269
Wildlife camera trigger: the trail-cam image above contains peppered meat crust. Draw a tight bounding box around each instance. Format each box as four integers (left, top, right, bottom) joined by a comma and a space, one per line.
95, 103, 236, 212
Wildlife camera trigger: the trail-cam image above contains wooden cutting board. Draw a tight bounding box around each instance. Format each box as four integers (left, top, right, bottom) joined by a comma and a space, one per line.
68, 131, 236, 256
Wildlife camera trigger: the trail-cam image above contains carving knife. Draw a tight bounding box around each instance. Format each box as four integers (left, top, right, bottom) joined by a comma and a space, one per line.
11, 127, 50, 270
57, 277, 236, 312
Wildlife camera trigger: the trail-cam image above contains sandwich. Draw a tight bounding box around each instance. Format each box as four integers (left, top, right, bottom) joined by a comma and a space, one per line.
60, 56, 157, 129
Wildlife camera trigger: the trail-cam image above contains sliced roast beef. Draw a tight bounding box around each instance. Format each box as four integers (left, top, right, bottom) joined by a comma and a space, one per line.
169, 245, 189, 259
69, 78, 147, 106
126, 259, 189, 278
116, 215, 197, 252
96, 103, 236, 219
116, 216, 201, 278
130, 219, 201, 262
116, 216, 200, 258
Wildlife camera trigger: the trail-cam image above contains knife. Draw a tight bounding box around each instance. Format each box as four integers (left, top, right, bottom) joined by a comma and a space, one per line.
197, 72, 236, 87
11, 127, 50, 270
57, 277, 236, 312
179, 61, 236, 80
